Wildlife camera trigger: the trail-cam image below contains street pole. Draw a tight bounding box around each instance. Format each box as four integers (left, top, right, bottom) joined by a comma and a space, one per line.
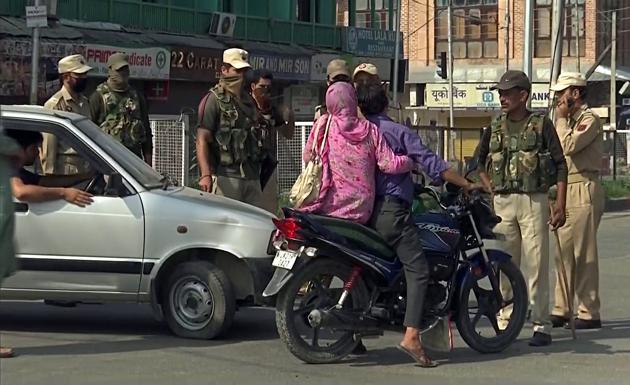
447, 0, 454, 161
29, 0, 41, 105
523, 0, 533, 108
392, 0, 402, 107
505, 0, 510, 72
574, 0, 580, 72
551, 0, 565, 86
611, 11, 617, 131
548, 0, 565, 121
611, 10, 617, 179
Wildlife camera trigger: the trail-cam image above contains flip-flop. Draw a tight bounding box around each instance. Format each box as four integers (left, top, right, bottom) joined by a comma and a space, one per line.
395, 344, 439, 368
0, 347, 15, 358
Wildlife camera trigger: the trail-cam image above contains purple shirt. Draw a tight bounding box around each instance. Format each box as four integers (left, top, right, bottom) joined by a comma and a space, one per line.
367, 114, 450, 205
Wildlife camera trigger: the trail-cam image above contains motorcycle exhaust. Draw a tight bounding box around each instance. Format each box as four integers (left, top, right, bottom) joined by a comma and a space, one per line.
307, 309, 380, 332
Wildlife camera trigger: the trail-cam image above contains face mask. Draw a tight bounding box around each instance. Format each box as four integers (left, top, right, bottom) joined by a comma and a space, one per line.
252, 87, 272, 113
71, 78, 88, 93
222, 75, 243, 97
107, 67, 130, 92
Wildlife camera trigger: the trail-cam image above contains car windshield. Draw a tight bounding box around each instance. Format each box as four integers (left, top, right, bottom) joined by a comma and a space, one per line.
76, 118, 163, 189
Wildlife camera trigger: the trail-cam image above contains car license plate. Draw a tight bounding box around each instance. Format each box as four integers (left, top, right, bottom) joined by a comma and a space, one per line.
272, 250, 299, 270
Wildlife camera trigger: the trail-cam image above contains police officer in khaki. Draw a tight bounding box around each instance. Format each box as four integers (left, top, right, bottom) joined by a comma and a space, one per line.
196, 48, 264, 208
549, 73, 605, 330
313, 59, 352, 122
42, 54, 92, 174
477, 70, 568, 347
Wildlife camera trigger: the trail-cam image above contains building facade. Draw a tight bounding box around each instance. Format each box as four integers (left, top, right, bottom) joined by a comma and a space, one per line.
398, 0, 628, 162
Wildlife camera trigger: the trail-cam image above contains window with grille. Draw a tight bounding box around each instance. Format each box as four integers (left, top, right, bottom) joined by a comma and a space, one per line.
355, 0, 396, 29
534, 0, 586, 58
434, 0, 498, 59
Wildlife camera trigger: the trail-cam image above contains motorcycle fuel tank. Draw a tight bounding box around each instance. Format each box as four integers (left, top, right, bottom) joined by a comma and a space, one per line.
413, 212, 461, 254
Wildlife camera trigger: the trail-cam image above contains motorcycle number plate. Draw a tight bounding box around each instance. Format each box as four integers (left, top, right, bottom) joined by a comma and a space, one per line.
272, 250, 299, 270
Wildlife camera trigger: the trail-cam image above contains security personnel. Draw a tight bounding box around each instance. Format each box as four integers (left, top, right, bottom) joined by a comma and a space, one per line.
90, 53, 152, 166
477, 70, 568, 347
196, 48, 264, 208
549, 72, 605, 330
313, 59, 352, 122
42, 54, 93, 174
353, 62, 402, 123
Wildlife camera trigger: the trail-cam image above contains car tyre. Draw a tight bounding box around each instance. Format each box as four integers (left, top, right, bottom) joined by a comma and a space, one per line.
162, 261, 235, 339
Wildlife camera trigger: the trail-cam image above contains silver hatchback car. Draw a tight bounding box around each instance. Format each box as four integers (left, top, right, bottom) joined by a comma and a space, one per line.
1, 105, 276, 339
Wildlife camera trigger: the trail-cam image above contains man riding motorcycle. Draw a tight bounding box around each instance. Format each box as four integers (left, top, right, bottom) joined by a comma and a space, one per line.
358, 83, 485, 366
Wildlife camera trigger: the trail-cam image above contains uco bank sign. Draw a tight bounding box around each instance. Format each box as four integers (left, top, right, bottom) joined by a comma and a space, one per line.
85, 45, 170, 80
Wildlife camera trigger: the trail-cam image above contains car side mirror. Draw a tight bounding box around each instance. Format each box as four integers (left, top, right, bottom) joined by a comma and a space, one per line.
105, 173, 127, 196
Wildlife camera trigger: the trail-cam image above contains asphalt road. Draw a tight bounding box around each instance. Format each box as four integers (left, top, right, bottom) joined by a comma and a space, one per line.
2, 212, 630, 385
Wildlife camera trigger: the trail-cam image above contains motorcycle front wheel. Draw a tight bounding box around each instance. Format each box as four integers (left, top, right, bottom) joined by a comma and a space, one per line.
455, 259, 528, 354
275, 257, 369, 364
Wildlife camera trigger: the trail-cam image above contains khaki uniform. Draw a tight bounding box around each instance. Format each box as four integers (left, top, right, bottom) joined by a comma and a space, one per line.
42, 86, 92, 174
552, 104, 604, 321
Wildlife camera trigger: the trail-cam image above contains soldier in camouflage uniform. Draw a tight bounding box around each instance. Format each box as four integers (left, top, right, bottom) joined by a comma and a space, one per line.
313, 59, 352, 122
90, 53, 152, 166
42, 54, 93, 175
196, 48, 264, 208
477, 70, 568, 347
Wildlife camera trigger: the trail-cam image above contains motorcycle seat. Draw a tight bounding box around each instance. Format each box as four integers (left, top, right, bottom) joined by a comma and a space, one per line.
307, 214, 397, 261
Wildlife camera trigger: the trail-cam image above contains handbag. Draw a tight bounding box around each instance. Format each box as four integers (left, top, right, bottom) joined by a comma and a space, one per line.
289, 114, 331, 208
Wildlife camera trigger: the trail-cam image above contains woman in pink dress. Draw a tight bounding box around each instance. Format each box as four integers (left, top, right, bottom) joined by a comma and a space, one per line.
299, 81, 413, 224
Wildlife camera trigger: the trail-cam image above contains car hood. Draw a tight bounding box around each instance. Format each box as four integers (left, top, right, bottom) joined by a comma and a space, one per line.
144, 186, 277, 222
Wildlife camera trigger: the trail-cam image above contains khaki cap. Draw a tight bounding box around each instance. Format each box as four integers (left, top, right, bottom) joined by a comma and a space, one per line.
223, 48, 250, 69
58, 54, 92, 74
490, 70, 531, 91
550, 72, 587, 91
107, 52, 129, 70
327, 59, 350, 79
353, 62, 378, 79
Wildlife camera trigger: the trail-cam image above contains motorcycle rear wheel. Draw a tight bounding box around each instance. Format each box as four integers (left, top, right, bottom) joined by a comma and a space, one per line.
275, 258, 369, 364
455, 259, 528, 353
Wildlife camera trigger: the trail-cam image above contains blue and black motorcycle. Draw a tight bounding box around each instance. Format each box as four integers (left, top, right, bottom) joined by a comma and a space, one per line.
263, 183, 528, 364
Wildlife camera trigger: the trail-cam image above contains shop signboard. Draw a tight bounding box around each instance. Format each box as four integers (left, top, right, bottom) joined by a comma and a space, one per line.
169, 46, 222, 82
85, 44, 170, 80
342, 27, 403, 58
424, 83, 551, 110
249, 51, 311, 81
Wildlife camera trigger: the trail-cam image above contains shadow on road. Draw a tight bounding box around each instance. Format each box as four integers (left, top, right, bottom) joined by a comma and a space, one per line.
0, 301, 279, 356
347, 319, 630, 367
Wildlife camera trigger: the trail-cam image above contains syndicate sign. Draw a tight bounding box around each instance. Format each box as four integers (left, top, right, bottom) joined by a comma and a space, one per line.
85, 45, 170, 80
342, 27, 403, 58
249, 52, 310, 81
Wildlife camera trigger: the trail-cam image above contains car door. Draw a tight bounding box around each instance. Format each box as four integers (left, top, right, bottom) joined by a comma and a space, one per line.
2, 118, 145, 300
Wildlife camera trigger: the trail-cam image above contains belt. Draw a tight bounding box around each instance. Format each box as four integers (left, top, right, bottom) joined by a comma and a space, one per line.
376, 195, 411, 209
567, 172, 599, 184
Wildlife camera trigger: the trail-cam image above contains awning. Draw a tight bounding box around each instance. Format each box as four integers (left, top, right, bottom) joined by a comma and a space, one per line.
0, 16, 83, 40
589, 65, 630, 82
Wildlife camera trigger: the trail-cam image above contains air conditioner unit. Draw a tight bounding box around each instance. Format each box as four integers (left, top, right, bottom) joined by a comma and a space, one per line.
209, 12, 236, 37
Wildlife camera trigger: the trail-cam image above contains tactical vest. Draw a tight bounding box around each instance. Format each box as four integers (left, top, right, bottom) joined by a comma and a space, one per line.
210, 84, 263, 170
96, 83, 146, 152
486, 113, 557, 193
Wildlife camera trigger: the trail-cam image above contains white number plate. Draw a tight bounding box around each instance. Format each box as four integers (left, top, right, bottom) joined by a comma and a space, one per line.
272, 250, 299, 270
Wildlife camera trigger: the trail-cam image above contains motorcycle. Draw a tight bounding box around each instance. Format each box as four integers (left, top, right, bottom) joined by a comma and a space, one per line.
263, 182, 528, 364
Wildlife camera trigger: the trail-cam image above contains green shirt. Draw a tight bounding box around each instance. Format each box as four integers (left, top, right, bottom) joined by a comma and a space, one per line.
0, 133, 19, 283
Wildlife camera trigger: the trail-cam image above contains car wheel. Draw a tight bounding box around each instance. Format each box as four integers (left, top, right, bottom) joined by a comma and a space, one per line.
162, 261, 235, 339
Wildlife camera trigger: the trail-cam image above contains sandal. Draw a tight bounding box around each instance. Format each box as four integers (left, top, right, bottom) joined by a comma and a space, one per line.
396, 344, 439, 368
0, 347, 15, 358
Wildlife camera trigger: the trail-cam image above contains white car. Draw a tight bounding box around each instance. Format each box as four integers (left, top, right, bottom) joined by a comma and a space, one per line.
1, 105, 277, 339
